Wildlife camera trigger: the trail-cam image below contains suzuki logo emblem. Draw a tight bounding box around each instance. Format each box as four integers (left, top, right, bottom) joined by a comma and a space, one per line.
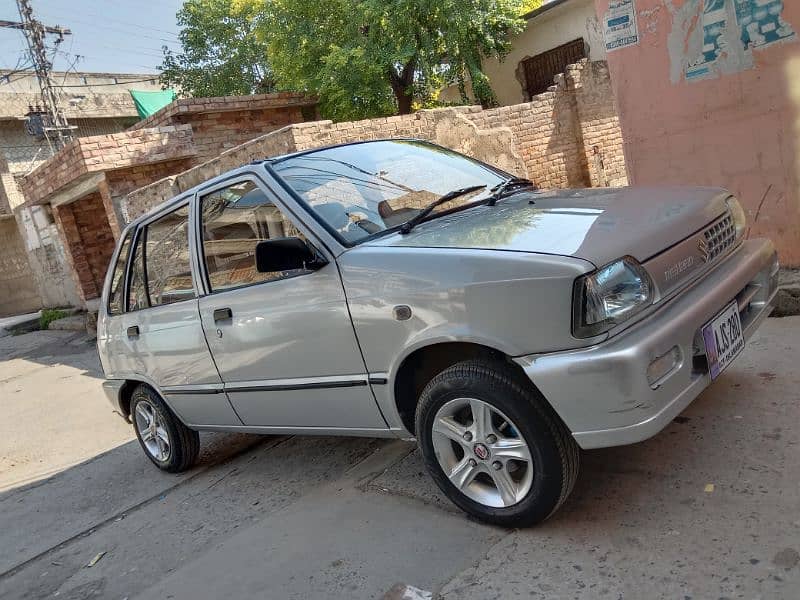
698, 238, 710, 263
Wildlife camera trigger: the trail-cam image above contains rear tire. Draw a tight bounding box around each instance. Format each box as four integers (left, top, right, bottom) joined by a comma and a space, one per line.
130, 385, 199, 473
415, 359, 579, 527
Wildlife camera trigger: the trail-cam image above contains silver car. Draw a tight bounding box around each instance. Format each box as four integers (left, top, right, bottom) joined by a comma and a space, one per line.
98, 139, 778, 526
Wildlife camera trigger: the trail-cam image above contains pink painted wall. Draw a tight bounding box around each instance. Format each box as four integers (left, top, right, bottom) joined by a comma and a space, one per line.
595, 0, 800, 265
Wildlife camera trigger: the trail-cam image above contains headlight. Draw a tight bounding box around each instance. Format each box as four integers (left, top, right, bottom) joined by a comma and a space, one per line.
572, 257, 654, 338
726, 196, 746, 239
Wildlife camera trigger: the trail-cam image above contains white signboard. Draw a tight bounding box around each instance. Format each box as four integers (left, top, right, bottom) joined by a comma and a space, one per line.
603, 0, 639, 52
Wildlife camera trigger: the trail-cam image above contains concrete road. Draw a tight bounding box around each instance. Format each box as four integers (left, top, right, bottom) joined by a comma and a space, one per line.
0, 320, 798, 599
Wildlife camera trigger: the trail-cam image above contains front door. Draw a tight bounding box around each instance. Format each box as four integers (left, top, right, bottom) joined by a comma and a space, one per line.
195, 176, 386, 431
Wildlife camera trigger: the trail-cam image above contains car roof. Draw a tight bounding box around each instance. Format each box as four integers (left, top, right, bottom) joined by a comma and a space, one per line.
263, 137, 433, 165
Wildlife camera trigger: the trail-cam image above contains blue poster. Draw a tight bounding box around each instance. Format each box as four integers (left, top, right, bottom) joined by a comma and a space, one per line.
686, 0, 730, 80
735, 0, 796, 50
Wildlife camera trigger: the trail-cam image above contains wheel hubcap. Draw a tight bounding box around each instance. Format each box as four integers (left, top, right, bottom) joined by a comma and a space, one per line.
134, 400, 171, 462
431, 397, 533, 508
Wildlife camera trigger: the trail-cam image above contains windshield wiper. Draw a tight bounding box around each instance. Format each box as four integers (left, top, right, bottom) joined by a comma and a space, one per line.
399, 185, 487, 234
485, 176, 537, 206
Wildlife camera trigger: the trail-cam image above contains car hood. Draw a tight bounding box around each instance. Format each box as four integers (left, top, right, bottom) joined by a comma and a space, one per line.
366, 186, 731, 267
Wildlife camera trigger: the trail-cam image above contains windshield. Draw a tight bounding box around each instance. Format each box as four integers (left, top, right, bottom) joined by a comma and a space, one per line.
271, 140, 507, 245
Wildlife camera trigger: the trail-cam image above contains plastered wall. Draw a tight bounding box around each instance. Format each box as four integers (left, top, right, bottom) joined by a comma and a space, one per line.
596, 0, 800, 264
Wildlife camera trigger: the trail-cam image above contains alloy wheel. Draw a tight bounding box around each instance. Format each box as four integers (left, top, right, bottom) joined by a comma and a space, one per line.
134, 399, 171, 462
431, 397, 533, 508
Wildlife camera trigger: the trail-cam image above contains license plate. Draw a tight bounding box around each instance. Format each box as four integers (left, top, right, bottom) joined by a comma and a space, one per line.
701, 301, 745, 380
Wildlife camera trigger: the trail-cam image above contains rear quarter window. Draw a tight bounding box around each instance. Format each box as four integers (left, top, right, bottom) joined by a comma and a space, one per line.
144, 205, 194, 306
107, 231, 133, 316
126, 204, 194, 312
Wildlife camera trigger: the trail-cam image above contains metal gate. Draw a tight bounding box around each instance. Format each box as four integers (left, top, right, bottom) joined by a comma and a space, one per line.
521, 38, 587, 98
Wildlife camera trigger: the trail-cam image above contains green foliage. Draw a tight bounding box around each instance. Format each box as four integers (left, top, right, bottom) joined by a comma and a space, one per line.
159, 0, 273, 97
39, 309, 68, 330
256, 0, 526, 120
520, 0, 544, 14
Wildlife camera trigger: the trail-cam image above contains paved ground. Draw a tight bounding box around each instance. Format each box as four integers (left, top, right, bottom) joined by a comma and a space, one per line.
0, 320, 798, 599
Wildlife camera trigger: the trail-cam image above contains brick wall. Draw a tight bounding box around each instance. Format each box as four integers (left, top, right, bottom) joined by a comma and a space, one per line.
124, 60, 627, 220
568, 60, 627, 187
173, 106, 308, 161
19, 125, 197, 206
105, 158, 197, 222
125, 126, 300, 220
127, 93, 317, 132
275, 59, 626, 190
54, 192, 115, 302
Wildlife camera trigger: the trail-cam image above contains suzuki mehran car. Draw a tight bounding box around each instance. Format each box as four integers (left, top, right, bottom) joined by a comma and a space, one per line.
98, 139, 779, 526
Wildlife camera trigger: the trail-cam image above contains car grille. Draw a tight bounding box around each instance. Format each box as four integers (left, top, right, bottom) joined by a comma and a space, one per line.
703, 213, 736, 261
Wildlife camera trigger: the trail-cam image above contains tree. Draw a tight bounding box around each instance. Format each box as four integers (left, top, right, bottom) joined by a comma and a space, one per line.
257, 0, 526, 121
159, 0, 273, 97
520, 0, 544, 13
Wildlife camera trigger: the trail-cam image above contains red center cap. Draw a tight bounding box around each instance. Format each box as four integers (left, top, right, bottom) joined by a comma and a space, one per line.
473, 443, 489, 460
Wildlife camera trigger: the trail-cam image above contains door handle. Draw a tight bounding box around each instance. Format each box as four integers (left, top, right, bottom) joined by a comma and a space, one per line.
213, 307, 233, 322
127, 325, 140, 338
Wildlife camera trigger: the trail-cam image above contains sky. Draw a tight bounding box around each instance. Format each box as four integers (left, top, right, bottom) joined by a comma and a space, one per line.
0, 0, 183, 74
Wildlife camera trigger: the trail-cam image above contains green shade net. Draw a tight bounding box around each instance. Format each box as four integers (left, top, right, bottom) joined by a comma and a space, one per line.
129, 89, 177, 119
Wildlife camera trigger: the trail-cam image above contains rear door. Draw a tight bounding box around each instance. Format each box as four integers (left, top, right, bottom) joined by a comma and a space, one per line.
109, 201, 241, 427
194, 175, 386, 431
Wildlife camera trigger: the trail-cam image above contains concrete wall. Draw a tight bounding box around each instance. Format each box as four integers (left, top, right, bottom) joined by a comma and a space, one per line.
595, 0, 800, 265
0, 217, 40, 316
0, 118, 137, 177
15, 206, 81, 309
0, 70, 160, 121
486, 0, 605, 106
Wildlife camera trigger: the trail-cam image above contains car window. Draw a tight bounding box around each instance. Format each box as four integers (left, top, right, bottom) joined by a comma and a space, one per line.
272, 140, 506, 245
200, 181, 310, 293
127, 231, 149, 312
144, 205, 194, 307
107, 231, 132, 316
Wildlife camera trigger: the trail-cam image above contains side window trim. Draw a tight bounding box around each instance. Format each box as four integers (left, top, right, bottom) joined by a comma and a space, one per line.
125, 224, 150, 313
106, 228, 133, 316
122, 227, 137, 313
195, 174, 328, 297
140, 226, 153, 309
125, 200, 195, 313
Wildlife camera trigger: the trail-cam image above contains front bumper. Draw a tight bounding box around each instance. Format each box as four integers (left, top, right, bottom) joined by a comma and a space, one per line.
515, 239, 778, 449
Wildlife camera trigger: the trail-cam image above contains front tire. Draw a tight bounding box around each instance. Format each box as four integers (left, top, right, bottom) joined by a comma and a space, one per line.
415, 360, 579, 527
130, 385, 199, 473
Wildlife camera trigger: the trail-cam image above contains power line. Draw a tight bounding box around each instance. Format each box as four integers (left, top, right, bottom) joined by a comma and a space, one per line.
32, 2, 180, 40
33, 14, 179, 44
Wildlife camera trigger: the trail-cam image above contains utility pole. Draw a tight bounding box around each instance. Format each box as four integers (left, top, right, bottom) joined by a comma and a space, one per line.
1, 0, 74, 150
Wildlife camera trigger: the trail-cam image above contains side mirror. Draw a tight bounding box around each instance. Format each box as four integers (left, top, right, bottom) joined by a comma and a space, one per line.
255, 238, 326, 273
